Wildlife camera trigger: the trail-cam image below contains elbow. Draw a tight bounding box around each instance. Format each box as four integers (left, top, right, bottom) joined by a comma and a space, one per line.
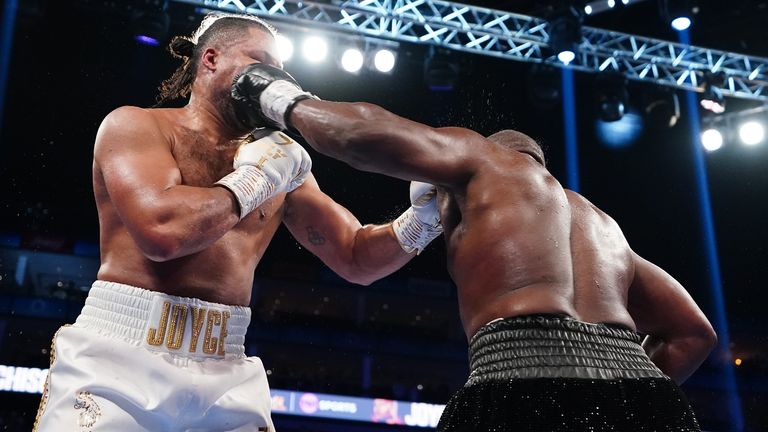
692, 313, 718, 351
337, 268, 377, 286
134, 224, 183, 262
350, 275, 377, 287
685, 319, 718, 356
700, 322, 719, 352
346, 277, 376, 287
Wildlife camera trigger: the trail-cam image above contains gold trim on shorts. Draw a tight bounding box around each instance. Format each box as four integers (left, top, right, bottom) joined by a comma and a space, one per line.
33, 324, 70, 431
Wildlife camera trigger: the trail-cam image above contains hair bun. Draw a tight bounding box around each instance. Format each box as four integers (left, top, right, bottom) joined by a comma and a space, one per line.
168, 36, 195, 59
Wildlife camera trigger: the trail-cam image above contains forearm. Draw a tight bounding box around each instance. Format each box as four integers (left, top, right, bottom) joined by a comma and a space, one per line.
643, 334, 715, 384
236, 63, 474, 185
132, 185, 239, 261
234, 62, 403, 164
290, 100, 422, 178
348, 223, 415, 285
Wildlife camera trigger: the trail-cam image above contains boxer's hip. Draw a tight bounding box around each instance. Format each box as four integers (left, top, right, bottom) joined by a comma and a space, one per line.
75, 280, 251, 360
436, 314, 701, 431
466, 314, 665, 382
34, 281, 273, 431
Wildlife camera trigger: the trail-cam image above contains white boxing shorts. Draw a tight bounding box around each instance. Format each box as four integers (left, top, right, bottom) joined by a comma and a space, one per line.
34, 280, 275, 432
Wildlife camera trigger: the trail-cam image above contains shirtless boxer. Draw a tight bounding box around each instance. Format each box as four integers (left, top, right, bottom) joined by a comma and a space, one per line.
33, 14, 441, 432
225, 63, 718, 431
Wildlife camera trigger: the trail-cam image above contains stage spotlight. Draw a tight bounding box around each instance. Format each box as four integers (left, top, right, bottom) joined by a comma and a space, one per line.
558, 51, 576, 65
341, 48, 364, 73
527, 64, 561, 109
701, 128, 724, 152
643, 88, 680, 129
700, 72, 726, 113
276, 34, 294, 62
132, 8, 170, 46
424, 48, 459, 91
303, 36, 328, 63
595, 74, 629, 122
671, 17, 691, 31
665, 0, 693, 31
739, 121, 765, 146
621, 0, 629, 4
374, 49, 396, 73
547, 7, 582, 65
607, 0, 616, 8
700, 96, 725, 114
584, 5, 593, 14
596, 109, 644, 148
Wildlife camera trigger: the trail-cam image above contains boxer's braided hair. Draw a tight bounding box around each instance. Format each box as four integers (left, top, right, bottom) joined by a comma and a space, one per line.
156, 13, 277, 106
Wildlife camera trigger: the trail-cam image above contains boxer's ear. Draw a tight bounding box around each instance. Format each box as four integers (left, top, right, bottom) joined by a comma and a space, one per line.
201, 47, 219, 71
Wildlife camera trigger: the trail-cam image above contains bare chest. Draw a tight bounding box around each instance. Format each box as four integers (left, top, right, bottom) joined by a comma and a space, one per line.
172, 133, 239, 187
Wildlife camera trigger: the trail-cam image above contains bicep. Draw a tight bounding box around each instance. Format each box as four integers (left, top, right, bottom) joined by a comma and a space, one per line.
281, 174, 362, 270
627, 252, 708, 338
95, 107, 181, 226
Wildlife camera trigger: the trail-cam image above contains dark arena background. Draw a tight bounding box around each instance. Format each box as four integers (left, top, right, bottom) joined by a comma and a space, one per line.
0, 0, 767, 431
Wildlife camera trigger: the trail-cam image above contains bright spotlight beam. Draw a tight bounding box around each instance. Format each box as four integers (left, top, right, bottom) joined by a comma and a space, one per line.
671, 16, 692, 31
557, 50, 575, 65
701, 128, 723, 152
303, 36, 328, 63
739, 121, 765, 146
341, 48, 364, 73
374, 49, 396, 73
276, 34, 294, 62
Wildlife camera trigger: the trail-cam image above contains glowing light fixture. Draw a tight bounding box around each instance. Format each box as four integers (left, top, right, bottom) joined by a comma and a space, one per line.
374, 49, 396, 73
701, 128, 723, 152
341, 48, 364, 73
303, 36, 328, 63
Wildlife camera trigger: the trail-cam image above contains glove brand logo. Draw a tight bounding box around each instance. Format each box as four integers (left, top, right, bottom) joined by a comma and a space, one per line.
274, 132, 293, 145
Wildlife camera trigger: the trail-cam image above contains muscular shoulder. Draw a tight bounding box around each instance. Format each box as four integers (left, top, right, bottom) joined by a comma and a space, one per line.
100, 106, 160, 132
566, 190, 603, 216
476, 148, 550, 189
565, 189, 626, 236
94, 106, 171, 158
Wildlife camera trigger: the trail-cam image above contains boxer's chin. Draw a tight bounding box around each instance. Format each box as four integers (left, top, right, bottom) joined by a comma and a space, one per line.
213, 87, 250, 135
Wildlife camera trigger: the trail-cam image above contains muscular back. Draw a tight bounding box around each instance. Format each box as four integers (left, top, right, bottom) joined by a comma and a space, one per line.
289, 100, 716, 383
439, 147, 636, 339
567, 190, 636, 328
93, 107, 285, 305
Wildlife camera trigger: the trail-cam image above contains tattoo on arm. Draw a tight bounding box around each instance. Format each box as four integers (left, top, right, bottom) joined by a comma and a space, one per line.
306, 226, 326, 245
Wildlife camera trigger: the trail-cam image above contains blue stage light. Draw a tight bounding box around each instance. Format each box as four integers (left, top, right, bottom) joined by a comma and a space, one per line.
596, 110, 644, 148
134, 35, 161, 46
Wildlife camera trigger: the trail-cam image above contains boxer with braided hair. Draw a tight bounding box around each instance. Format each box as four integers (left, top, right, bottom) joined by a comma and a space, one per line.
34, 13, 441, 431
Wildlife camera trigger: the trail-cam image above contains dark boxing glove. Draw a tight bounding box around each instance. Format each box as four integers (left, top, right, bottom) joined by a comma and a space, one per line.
231, 63, 317, 131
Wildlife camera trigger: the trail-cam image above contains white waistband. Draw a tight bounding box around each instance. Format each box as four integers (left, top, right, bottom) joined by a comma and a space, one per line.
75, 280, 251, 360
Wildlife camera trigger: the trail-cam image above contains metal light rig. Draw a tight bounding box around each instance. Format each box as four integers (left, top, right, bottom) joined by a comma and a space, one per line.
171, 0, 768, 102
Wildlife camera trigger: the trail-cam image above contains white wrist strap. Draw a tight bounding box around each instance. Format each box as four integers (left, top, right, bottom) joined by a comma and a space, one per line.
215, 166, 273, 220
393, 207, 443, 254
260, 80, 314, 130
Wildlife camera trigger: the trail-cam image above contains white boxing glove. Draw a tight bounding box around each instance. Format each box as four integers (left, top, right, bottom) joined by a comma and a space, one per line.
215, 131, 312, 219
393, 181, 443, 254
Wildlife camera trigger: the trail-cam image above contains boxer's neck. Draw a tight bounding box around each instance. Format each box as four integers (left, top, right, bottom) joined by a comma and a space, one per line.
184, 92, 249, 146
